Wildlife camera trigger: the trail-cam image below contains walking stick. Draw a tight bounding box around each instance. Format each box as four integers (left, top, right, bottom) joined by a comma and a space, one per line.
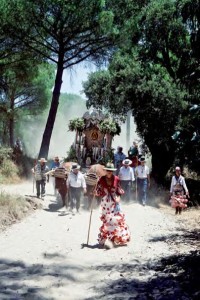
135, 157, 138, 202
32, 156, 37, 194
33, 175, 35, 193
135, 176, 138, 202
87, 180, 98, 245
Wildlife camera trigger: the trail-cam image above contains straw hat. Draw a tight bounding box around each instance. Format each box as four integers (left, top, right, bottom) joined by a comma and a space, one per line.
38, 158, 47, 163
139, 156, 146, 162
122, 159, 132, 166
71, 163, 81, 170
103, 162, 117, 171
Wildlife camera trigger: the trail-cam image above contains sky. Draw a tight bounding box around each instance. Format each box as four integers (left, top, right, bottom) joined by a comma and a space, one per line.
61, 63, 97, 97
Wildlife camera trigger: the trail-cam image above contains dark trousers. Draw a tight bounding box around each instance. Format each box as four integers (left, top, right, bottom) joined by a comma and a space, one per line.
69, 186, 82, 210
55, 178, 68, 207
36, 180, 46, 197
137, 178, 148, 204
120, 180, 131, 201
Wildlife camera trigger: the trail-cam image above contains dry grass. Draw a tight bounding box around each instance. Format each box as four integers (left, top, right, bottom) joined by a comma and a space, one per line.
0, 192, 41, 231
0, 159, 21, 184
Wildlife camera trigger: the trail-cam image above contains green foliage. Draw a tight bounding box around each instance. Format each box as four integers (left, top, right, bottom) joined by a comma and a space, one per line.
83, 0, 200, 180
68, 118, 85, 132
99, 119, 121, 135
173, 104, 200, 172
65, 147, 77, 162
0, 147, 13, 164
0, 159, 18, 178
84, 71, 111, 110
0, 148, 19, 183
0, 58, 54, 146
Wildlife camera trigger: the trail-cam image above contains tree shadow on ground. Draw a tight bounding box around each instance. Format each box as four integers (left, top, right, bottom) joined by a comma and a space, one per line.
148, 228, 200, 248
85, 251, 199, 300
43, 198, 63, 212
0, 256, 87, 300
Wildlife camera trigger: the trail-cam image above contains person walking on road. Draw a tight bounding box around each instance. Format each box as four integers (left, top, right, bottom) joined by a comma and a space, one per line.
128, 141, 139, 172
95, 162, 130, 248
169, 166, 189, 215
118, 159, 135, 202
67, 163, 87, 213
50, 156, 60, 195
135, 156, 150, 206
114, 146, 126, 175
32, 158, 49, 199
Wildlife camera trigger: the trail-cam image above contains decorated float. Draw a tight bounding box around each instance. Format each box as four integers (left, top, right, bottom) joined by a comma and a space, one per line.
67, 109, 121, 167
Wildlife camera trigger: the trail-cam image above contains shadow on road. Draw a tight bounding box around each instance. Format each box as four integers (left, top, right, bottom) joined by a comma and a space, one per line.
0, 256, 86, 300
85, 250, 199, 300
81, 243, 103, 250
43, 199, 62, 212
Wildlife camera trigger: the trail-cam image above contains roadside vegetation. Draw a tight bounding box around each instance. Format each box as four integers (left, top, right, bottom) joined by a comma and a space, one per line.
0, 147, 41, 231
0, 191, 41, 232
0, 147, 20, 184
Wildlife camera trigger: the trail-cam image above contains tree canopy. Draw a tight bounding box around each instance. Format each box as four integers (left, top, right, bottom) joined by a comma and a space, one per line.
0, 0, 199, 179
83, 0, 200, 179
0, 0, 120, 157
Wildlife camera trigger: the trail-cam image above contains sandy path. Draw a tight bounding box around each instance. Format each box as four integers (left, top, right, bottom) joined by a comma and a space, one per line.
0, 180, 199, 300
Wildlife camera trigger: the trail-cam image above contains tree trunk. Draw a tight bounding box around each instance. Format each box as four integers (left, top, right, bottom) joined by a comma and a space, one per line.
126, 110, 131, 153
150, 143, 175, 183
9, 98, 15, 147
38, 60, 64, 159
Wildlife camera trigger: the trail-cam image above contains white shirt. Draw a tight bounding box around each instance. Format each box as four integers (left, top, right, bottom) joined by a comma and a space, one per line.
170, 175, 188, 193
119, 166, 135, 181
67, 171, 86, 188
135, 165, 149, 179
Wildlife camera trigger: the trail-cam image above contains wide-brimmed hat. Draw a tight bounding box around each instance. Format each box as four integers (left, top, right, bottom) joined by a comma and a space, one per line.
38, 157, 47, 163
139, 156, 146, 162
71, 163, 80, 170
103, 162, 117, 171
122, 159, 132, 166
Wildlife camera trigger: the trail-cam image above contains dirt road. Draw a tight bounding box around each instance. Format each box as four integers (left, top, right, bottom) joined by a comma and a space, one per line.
0, 180, 199, 300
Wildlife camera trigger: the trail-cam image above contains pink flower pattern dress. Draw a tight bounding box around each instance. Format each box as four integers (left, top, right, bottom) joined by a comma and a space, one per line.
96, 175, 131, 246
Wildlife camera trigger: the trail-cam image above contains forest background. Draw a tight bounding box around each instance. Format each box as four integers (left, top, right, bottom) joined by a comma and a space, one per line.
0, 0, 199, 201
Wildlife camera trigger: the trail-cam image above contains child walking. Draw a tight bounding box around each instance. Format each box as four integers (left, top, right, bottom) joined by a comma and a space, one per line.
169, 166, 189, 214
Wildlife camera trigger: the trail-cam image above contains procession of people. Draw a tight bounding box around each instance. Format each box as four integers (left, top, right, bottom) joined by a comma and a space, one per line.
31, 140, 190, 249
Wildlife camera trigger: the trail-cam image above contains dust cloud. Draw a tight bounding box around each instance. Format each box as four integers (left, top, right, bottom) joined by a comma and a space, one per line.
19, 94, 87, 160
19, 94, 139, 160
112, 115, 139, 156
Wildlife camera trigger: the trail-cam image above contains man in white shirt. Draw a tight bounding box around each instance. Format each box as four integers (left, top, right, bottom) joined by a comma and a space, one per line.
67, 163, 87, 213
119, 159, 135, 202
135, 156, 150, 206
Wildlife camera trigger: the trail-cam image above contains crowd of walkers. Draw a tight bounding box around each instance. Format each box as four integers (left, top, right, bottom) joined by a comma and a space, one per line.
31, 141, 189, 249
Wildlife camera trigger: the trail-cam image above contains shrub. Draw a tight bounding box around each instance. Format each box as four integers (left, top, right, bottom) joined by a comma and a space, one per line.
0, 158, 20, 184
0, 192, 42, 231
0, 147, 13, 165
